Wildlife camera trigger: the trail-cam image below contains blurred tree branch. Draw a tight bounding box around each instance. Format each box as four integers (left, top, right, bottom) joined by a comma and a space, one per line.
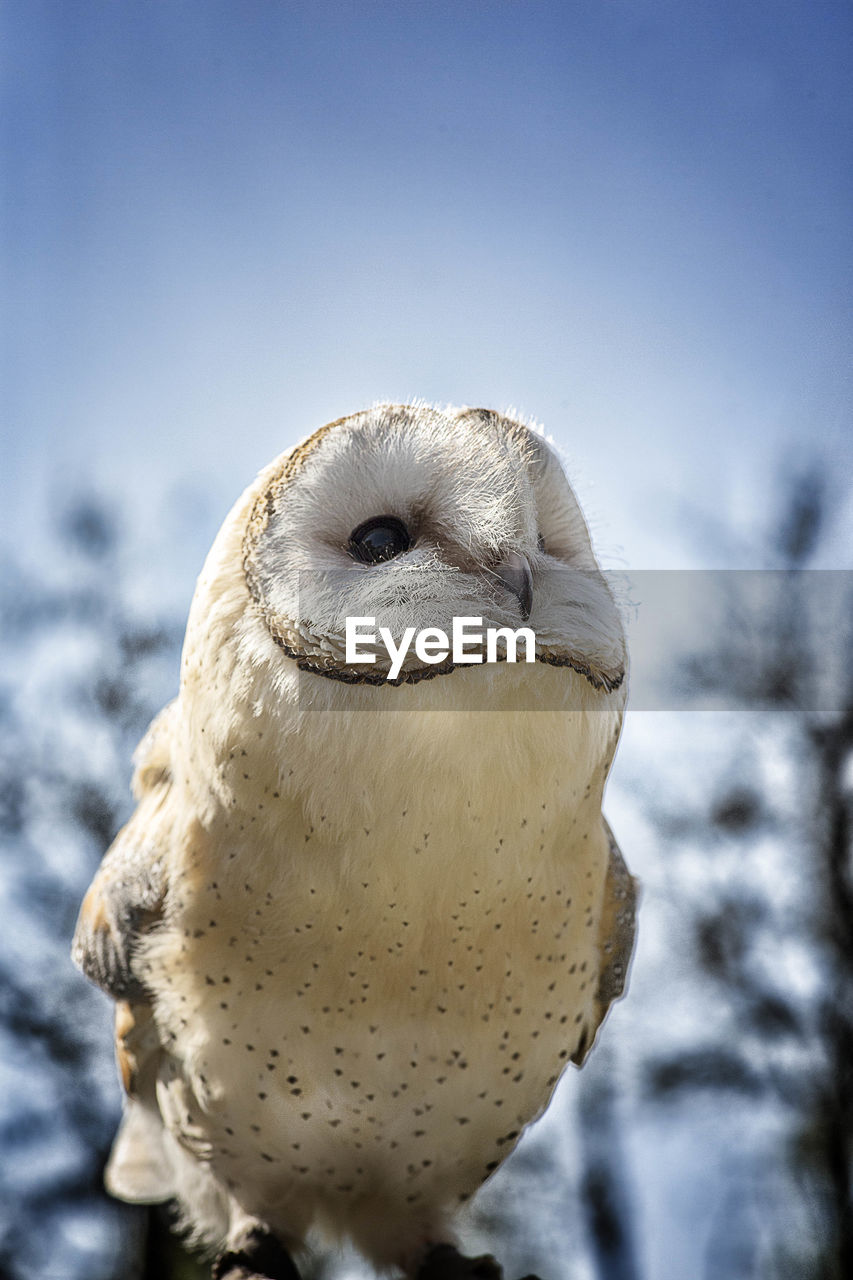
644, 464, 852, 1278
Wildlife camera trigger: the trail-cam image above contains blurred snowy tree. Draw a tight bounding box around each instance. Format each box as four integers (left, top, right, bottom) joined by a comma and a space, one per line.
639, 467, 852, 1279
0, 494, 201, 1279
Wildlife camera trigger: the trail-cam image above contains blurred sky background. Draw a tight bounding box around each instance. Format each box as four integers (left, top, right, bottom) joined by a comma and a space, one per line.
2, 4, 852, 1280
3, 0, 851, 578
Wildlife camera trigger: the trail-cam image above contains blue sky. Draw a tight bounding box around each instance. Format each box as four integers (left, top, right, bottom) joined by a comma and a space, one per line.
3, 0, 851, 571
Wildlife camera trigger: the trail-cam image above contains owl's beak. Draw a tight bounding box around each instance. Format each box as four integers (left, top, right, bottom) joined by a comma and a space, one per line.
493, 552, 534, 622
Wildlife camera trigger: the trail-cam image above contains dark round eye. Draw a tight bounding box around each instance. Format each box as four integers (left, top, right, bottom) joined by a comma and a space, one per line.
348, 515, 412, 564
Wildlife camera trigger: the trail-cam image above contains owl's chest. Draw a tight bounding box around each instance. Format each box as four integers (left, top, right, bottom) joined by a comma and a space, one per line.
151, 779, 608, 1211
181, 765, 600, 981
164, 781, 606, 1079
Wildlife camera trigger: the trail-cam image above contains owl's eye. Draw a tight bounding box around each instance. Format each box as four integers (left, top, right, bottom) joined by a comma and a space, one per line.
348, 516, 412, 564
537, 533, 547, 553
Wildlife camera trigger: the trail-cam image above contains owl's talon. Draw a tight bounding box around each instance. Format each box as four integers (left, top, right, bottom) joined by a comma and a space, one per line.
416, 1243, 503, 1280
212, 1226, 301, 1280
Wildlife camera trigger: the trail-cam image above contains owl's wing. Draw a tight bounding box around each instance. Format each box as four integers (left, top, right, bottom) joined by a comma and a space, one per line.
571, 821, 638, 1066
105, 998, 178, 1202
71, 701, 176, 1002
72, 701, 192, 1204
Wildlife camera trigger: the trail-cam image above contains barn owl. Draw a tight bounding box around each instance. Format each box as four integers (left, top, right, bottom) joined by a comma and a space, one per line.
73, 403, 635, 1280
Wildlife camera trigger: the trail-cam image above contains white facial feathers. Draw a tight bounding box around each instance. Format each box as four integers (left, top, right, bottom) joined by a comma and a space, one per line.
232, 403, 626, 692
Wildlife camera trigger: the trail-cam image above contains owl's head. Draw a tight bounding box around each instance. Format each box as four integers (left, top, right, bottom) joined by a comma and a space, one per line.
182, 400, 625, 743
224, 403, 625, 703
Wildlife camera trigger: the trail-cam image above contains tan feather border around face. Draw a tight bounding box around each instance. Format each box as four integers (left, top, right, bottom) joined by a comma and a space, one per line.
241, 411, 625, 695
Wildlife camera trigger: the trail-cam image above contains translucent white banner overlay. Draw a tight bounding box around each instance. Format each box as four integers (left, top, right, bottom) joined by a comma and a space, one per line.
284, 570, 851, 711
